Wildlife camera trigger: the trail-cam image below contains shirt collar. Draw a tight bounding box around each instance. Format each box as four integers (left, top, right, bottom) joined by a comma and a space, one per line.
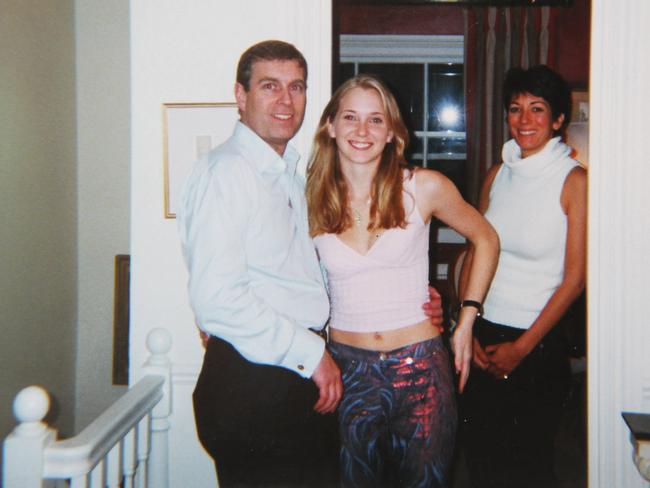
233, 121, 300, 176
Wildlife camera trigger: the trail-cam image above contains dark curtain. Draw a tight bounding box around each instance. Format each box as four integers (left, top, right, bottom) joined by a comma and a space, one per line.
464, 6, 558, 205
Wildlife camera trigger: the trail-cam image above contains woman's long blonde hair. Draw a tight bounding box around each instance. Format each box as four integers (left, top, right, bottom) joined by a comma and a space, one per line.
306, 74, 411, 237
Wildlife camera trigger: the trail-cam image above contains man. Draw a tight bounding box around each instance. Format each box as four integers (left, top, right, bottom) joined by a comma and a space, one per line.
178, 40, 442, 487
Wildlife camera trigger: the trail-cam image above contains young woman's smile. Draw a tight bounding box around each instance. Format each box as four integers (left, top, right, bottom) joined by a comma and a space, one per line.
328, 87, 393, 168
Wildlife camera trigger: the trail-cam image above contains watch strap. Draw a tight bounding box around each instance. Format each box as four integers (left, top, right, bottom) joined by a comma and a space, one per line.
460, 300, 483, 317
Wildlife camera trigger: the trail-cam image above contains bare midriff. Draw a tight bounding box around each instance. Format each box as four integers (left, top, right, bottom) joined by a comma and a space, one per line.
329, 318, 440, 352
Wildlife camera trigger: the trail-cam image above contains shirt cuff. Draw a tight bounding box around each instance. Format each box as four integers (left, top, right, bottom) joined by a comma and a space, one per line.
280, 326, 326, 378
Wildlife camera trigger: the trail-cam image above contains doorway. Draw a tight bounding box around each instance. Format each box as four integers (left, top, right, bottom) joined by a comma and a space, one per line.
332, 2, 590, 487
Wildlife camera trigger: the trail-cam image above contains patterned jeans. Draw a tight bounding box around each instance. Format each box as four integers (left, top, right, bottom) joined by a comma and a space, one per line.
329, 336, 457, 488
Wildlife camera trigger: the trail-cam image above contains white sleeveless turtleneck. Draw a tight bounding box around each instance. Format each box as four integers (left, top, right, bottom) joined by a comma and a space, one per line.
482, 137, 579, 329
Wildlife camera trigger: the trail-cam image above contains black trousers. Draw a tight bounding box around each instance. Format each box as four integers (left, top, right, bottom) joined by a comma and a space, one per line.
193, 336, 340, 487
459, 318, 571, 488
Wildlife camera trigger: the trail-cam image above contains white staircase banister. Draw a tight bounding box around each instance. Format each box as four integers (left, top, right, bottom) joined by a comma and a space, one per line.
43, 375, 164, 478
3, 327, 172, 487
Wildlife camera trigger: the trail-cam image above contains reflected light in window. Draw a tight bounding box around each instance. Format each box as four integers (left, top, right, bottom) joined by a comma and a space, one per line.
440, 105, 460, 128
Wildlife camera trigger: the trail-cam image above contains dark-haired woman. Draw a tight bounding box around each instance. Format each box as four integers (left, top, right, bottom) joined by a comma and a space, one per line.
459, 65, 587, 488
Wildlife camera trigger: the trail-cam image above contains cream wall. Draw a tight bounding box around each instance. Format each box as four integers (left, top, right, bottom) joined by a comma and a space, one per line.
73, 0, 131, 431
0, 0, 77, 441
129, 1, 332, 485
588, 1, 650, 486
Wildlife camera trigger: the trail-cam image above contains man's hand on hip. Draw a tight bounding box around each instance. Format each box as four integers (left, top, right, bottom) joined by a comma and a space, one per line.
422, 285, 444, 333
311, 349, 342, 414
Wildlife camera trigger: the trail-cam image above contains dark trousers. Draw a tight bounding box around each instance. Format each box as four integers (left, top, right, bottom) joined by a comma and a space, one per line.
459, 318, 571, 488
193, 336, 340, 487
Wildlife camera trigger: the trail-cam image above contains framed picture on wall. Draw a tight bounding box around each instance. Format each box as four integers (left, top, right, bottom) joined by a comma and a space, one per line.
113, 254, 130, 385
571, 90, 589, 123
163, 102, 239, 218
567, 90, 589, 167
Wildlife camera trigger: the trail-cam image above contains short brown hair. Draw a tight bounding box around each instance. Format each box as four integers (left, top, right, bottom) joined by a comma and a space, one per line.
236, 40, 308, 91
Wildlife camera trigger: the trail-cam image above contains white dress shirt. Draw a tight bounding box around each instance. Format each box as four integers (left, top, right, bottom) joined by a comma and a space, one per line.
177, 122, 330, 378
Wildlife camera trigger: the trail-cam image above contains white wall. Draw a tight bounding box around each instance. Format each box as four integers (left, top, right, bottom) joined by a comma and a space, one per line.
129, 2, 332, 486
589, 1, 650, 486
73, 0, 131, 431
0, 0, 77, 440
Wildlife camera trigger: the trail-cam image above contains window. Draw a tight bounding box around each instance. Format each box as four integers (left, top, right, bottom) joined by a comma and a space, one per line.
338, 34, 466, 196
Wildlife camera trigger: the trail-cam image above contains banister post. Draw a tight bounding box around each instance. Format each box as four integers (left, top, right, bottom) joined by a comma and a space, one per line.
2, 386, 55, 488
141, 328, 172, 488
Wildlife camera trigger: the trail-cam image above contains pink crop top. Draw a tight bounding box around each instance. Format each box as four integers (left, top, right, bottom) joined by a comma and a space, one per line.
313, 171, 430, 333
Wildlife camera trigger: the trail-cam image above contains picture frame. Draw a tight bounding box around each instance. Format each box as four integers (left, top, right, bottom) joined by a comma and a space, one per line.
571, 90, 589, 123
163, 102, 239, 218
113, 254, 130, 385
567, 90, 590, 167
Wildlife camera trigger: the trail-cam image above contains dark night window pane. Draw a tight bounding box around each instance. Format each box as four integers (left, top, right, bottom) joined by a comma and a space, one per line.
428, 64, 464, 132
407, 135, 424, 157
338, 63, 355, 85
427, 136, 466, 155
428, 159, 466, 196
357, 64, 424, 132
407, 136, 425, 167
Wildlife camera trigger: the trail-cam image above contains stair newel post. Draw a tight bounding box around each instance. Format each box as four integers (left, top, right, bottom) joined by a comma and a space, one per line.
140, 328, 172, 488
3, 386, 55, 488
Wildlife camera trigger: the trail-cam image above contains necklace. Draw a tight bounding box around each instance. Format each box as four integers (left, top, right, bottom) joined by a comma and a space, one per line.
351, 197, 371, 228
350, 199, 382, 243
352, 207, 363, 227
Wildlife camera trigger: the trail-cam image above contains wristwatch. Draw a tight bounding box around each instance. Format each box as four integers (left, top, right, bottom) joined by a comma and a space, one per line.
459, 300, 483, 317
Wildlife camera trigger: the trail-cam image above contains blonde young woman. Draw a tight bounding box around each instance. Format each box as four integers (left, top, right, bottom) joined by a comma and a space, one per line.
306, 75, 499, 488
